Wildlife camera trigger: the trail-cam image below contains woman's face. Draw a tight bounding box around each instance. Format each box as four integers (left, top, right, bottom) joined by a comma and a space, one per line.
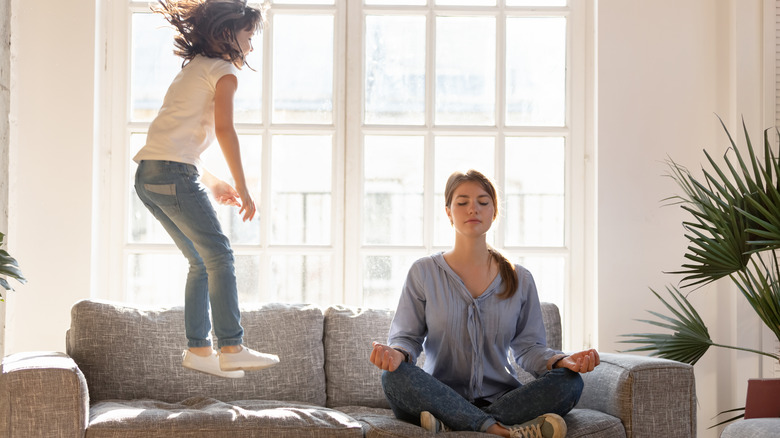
446, 181, 496, 238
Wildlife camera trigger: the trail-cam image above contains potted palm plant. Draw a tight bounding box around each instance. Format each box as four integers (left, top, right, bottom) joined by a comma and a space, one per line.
0, 231, 26, 299
621, 117, 780, 426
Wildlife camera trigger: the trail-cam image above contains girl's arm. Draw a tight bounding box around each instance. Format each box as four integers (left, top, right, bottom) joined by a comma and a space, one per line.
201, 168, 241, 207
214, 73, 256, 222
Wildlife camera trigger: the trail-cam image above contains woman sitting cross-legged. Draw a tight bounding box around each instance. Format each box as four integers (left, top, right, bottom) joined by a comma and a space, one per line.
370, 169, 599, 438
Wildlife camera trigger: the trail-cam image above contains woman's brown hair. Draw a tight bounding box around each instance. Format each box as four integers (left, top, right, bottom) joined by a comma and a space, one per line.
154, 0, 264, 68
444, 169, 518, 299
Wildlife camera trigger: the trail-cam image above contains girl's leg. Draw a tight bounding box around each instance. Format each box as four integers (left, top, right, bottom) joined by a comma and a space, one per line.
382, 362, 497, 432
135, 160, 243, 348
484, 368, 583, 427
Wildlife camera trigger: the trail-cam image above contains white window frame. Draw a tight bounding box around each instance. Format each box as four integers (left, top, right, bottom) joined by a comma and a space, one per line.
95, 0, 594, 352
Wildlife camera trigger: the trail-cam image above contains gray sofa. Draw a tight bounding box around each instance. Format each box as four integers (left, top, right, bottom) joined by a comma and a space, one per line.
1, 299, 697, 437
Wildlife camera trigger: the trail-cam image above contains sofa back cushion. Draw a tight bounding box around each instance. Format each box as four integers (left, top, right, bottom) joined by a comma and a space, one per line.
323, 306, 393, 408
322, 302, 562, 408
67, 299, 326, 405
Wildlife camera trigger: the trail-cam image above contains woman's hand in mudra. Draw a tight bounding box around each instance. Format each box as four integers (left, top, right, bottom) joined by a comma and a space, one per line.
555, 349, 600, 374
370, 342, 405, 372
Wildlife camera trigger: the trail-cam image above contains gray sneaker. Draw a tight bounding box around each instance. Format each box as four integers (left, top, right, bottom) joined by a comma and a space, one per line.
507, 413, 567, 438
420, 411, 450, 433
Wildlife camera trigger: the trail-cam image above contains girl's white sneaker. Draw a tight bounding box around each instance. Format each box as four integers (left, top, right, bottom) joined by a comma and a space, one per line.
181, 350, 245, 379
218, 346, 280, 371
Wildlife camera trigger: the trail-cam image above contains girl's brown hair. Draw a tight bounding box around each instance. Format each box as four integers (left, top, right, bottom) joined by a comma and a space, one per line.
444, 169, 518, 299
155, 0, 264, 68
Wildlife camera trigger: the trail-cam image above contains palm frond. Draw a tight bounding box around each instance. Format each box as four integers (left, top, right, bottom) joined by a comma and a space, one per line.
0, 232, 27, 295
620, 286, 713, 365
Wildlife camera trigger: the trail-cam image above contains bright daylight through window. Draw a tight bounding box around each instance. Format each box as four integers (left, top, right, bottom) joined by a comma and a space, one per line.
117, 0, 579, 327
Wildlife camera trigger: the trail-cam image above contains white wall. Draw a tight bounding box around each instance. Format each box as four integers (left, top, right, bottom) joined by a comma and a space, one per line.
5, 0, 96, 353
3, 1, 773, 437
597, 1, 768, 437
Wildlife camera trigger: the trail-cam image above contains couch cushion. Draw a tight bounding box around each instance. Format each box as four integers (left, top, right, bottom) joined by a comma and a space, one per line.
540, 302, 562, 351
334, 407, 625, 438
323, 306, 393, 409
721, 418, 780, 438
67, 299, 326, 405
87, 397, 362, 438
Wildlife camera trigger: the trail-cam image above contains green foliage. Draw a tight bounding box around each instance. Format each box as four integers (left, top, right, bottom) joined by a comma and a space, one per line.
0, 231, 26, 300
622, 118, 780, 365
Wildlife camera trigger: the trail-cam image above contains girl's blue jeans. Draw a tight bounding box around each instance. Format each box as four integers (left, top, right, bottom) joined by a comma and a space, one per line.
382, 362, 583, 432
134, 160, 243, 349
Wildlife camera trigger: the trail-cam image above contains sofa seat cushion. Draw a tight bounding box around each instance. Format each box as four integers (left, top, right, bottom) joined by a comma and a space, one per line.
334, 407, 625, 438
67, 300, 326, 405
86, 397, 363, 438
721, 418, 780, 437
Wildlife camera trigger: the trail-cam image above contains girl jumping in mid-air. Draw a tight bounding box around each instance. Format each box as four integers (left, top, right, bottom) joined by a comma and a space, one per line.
133, 0, 279, 378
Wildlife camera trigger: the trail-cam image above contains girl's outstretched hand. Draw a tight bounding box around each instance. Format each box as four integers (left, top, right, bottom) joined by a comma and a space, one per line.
555, 349, 600, 374
211, 180, 241, 207
370, 342, 405, 372
236, 187, 256, 222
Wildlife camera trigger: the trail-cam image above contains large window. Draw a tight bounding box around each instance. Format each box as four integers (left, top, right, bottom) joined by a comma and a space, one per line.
105, 0, 588, 348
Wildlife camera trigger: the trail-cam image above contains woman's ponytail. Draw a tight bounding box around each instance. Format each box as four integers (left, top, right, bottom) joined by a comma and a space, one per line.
489, 247, 517, 299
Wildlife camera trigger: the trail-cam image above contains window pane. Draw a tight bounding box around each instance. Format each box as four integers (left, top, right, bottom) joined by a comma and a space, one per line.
272, 0, 334, 4
363, 254, 421, 308
235, 35, 264, 123
273, 14, 334, 124
436, 0, 495, 5
270, 255, 332, 304
365, 15, 426, 125
271, 135, 332, 245
127, 254, 260, 306
365, 0, 426, 5
504, 137, 564, 246
513, 255, 565, 312
131, 13, 180, 122
507, 0, 566, 6
436, 16, 495, 126
201, 135, 263, 245
506, 17, 566, 126
364, 136, 424, 245
433, 136, 495, 246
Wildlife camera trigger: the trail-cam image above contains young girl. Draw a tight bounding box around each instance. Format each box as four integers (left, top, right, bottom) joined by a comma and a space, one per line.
133, 0, 279, 378
370, 170, 599, 438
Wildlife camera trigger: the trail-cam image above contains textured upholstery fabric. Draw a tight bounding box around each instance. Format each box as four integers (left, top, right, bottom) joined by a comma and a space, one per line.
323, 306, 393, 408
87, 397, 362, 438
2, 299, 697, 437
335, 406, 625, 438
720, 419, 780, 437
539, 302, 562, 351
66, 299, 326, 405
1, 351, 89, 438
577, 353, 697, 438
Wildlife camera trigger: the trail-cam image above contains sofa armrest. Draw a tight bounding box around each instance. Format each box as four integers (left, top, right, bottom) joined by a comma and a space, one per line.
576, 352, 696, 438
1, 351, 89, 438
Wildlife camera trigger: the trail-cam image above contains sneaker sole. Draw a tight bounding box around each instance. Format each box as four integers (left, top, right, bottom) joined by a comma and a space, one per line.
541, 413, 567, 438
220, 361, 279, 372
182, 362, 245, 379
420, 411, 439, 433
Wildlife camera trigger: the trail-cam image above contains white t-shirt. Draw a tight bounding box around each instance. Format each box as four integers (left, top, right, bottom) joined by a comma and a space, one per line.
133, 55, 239, 166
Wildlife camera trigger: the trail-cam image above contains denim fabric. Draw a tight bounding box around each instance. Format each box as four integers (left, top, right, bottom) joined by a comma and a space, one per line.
134, 160, 243, 349
381, 363, 583, 432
